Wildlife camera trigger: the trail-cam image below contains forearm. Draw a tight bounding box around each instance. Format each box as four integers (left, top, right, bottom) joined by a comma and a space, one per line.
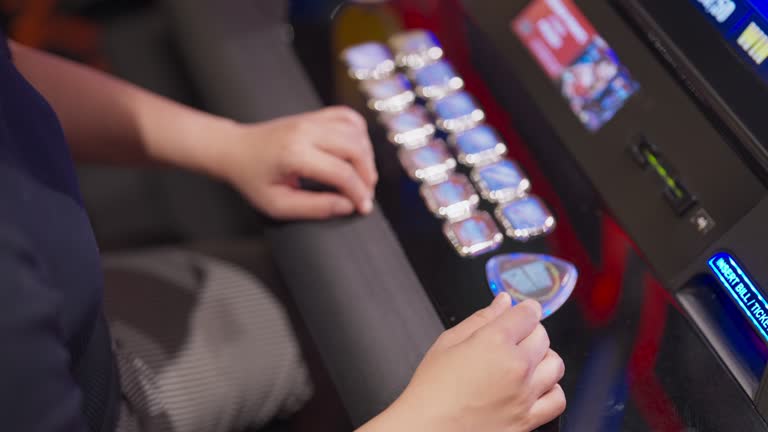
9, 41, 235, 176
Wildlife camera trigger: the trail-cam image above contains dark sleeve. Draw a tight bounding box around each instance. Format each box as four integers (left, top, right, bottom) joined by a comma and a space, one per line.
0, 225, 88, 431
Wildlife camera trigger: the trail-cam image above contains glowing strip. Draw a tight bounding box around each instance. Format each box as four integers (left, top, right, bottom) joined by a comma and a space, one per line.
708, 253, 768, 342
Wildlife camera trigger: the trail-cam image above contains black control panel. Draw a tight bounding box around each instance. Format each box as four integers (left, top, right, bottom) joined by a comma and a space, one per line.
461, 0, 768, 417
461, 0, 765, 287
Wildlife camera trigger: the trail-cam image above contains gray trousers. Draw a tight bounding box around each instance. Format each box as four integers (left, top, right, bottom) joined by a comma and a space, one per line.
103, 247, 312, 432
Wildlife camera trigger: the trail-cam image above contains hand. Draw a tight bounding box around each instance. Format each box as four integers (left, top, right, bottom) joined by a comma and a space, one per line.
374, 294, 566, 432
216, 106, 378, 220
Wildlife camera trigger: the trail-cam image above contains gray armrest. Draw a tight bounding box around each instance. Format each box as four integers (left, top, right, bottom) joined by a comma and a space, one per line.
163, 0, 445, 424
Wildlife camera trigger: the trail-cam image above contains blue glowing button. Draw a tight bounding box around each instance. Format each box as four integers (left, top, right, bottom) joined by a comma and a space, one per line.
450, 125, 508, 167
429, 91, 486, 133
398, 138, 457, 184
380, 105, 436, 149
486, 253, 578, 318
420, 173, 480, 221
388, 29, 444, 69
708, 252, 768, 343
360, 74, 416, 113
443, 211, 503, 257
471, 160, 531, 203
341, 42, 396, 80
495, 195, 556, 241
411, 60, 464, 99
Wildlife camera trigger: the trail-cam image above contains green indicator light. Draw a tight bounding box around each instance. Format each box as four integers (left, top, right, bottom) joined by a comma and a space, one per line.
643, 150, 684, 199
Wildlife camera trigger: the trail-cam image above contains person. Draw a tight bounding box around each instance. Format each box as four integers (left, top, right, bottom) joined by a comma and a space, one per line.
1, 31, 566, 432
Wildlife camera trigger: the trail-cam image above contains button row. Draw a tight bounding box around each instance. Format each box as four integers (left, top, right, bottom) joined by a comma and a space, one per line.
341, 30, 556, 256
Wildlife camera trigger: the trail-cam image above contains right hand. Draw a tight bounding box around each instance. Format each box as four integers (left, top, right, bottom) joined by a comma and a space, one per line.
393, 293, 566, 432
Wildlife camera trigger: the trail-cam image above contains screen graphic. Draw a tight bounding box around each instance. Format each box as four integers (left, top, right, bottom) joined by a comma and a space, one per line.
513, 0, 640, 131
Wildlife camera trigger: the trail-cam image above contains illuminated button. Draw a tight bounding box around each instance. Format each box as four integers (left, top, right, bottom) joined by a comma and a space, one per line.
471, 160, 531, 203
360, 74, 416, 113
495, 195, 556, 241
410, 60, 464, 99
380, 105, 436, 149
340, 42, 396, 80
486, 253, 578, 318
443, 211, 503, 257
398, 138, 457, 183
420, 174, 479, 221
450, 125, 508, 167
429, 91, 485, 133
388, 29, 444, 69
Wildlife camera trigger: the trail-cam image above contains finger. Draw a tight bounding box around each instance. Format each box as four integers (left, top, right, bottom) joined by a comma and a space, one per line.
292, 149, 373, 214
517, 324, 550, 367
319, 105, 368, 131
438, 292, 511, 348
529, 349, 565, 398
528, 384, 566, 429
478, 299, 542, 346
316, 126, 378, 188
264, 188, 355, 220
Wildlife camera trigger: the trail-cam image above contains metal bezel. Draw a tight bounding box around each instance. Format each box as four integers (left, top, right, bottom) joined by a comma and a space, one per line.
428, 92, 486, 133
360, 75, 416, 113
470, 160, 531, 203
494, 196, 556, 242
388, 30, 444, 70
340, 42, 396, 81
379, 106, 436, 149
410, 61, 464, 100
398, 138, 457, 184
419, 174, 480, 221
449, 126, 508, 167
442, 211, 504, 257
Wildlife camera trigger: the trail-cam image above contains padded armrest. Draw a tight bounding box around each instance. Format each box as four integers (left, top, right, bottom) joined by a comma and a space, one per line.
164, 0, 445, 424
267, 210, 444, 425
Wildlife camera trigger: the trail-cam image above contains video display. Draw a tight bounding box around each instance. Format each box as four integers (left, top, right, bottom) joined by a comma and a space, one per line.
512, 0, 640, 131
690, 0, 768, 84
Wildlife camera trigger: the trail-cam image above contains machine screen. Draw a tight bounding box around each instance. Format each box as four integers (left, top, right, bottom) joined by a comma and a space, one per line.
690, 0, 768, 84
512, 0, 640, 131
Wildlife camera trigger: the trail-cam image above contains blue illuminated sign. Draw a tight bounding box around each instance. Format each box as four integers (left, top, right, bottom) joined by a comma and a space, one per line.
708, 252, 768, 343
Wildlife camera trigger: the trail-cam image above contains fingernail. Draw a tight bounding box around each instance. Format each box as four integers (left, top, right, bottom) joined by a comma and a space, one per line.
334, 199, 355, 216
522, 299, 543, 320
360, 199, 373, 214
492, 292, 511, 309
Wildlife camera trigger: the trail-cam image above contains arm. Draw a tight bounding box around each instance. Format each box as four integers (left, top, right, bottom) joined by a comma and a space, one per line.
9, 41, 376, 219
9, 40, 229, 175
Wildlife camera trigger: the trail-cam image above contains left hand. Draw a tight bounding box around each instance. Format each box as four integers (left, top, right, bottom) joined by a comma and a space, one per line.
212, 106, 378, 220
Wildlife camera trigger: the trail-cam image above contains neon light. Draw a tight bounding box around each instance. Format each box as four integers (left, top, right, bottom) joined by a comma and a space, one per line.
708, 252, 768, 343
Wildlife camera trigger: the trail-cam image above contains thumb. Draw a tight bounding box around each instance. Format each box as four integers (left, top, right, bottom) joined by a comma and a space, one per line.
437, 292, 511, 349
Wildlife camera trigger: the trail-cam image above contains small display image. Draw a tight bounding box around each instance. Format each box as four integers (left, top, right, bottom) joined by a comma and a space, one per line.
443, 211, 504, 257
389, 29, 444, 69
420, 174, 480, 220
486, 253, 578, 318
471, 160, 531, 203
380, 105, 436, 148
512, 0, 639, 131
411, 60, 464, 99
451, 125, 508, 167
496, 195, 556, 241
398, 139, 457, 183
360, 74, 415, 113
341, 42, 395, 80
431, 91, 485, 132
558, 37, 640, 131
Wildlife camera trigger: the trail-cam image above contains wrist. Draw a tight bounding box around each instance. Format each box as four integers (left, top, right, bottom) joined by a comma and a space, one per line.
365, 391, 460, 432
185, 115, 244, 181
